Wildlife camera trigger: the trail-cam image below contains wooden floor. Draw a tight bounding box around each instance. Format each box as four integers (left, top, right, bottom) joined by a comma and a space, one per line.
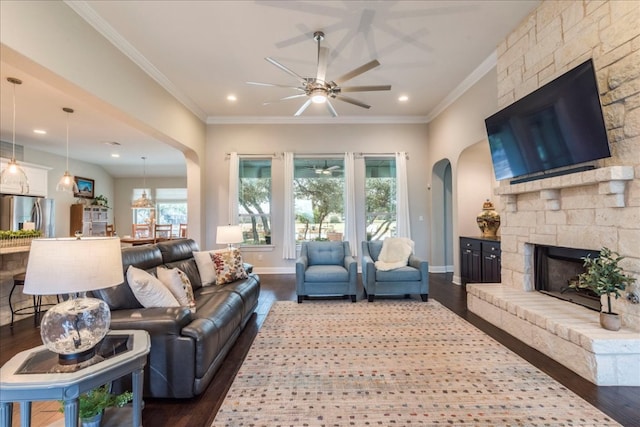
1, 273, 638, 426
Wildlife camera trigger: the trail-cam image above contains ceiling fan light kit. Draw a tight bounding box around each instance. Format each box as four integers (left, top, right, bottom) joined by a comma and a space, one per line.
248, 31, 391, 117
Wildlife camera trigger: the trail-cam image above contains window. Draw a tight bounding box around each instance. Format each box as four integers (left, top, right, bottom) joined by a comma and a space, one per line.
365, 158, 396, 240
238, 159, 271, 245
132, 188, 187, 237
294, 158, 344, 242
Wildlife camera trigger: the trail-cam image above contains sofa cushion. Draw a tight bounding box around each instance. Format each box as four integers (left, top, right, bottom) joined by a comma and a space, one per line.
157, 267, 196, 308
213, 248, 248, 285
127, 265, 180, 308
305, 265, 349, 282
307, 241, 345, 265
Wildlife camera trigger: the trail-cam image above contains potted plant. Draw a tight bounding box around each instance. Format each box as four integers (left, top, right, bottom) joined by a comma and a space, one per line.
92, 195, 109, 208
569, 247, 636, 331
59, 384, 133, 427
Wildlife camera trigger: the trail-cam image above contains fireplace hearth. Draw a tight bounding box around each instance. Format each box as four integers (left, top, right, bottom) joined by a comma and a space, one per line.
534, 245, 600, 311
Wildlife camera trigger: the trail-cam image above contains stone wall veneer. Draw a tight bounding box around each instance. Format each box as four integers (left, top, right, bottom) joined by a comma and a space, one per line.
495, 0, 640, 330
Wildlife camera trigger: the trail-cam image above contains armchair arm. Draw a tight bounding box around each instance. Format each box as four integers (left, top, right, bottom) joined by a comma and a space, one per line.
361, 254, 376, 287
408, 255, 429, 283
295, 255, 308, 292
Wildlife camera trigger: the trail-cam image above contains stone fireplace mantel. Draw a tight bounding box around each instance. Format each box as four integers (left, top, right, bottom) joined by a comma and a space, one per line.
495, 166, 635, 212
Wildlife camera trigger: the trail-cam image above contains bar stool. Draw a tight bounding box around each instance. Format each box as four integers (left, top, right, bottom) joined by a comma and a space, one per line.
9, 273, 57, 327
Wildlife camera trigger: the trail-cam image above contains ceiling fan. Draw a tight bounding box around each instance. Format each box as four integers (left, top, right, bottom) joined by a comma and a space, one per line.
310, 161, 342, 176
248, 31, 391, 117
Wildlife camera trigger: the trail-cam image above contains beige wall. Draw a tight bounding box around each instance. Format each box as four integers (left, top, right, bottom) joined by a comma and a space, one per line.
206, 123, 430, 271
427, 68, 501, 283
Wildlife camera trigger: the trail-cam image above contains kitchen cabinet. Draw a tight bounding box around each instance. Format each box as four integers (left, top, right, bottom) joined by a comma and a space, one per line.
460, 236, 501, 285
0, 160, 49, 197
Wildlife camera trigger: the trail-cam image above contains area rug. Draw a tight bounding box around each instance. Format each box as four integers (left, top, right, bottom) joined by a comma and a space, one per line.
212, 300, 620, 426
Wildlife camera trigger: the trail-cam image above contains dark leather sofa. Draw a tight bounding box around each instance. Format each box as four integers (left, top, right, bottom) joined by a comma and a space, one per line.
90, 238, 260, 398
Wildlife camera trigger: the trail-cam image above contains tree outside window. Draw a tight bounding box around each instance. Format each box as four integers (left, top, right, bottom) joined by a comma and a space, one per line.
238, 159, 272, 245
294, 159, 344, 242
365, 159, 396, 240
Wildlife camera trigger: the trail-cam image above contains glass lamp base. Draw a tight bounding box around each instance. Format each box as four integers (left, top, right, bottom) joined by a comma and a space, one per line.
39, 297, 111, 365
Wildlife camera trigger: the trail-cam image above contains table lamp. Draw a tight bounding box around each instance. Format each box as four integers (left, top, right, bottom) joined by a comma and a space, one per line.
24, 237, 123, 365
216, 225, 243, 250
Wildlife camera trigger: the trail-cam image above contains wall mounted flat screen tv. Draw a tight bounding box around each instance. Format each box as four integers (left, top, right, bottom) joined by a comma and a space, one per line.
485, 59, 611, 182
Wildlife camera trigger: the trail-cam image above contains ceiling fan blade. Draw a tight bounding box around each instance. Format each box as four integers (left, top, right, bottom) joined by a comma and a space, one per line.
333, 59, 381, 85
317, 47, 329, 83
263, 94, 308, 105
265, 57, 307, 84
339, 85, 391, 92
334, 94, 371, 109
247, 81, 305, 91
326, 99, 338, 117
294, 99, 313, 116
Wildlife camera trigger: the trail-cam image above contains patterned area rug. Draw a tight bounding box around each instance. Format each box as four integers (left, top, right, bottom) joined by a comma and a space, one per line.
212, 300, 619, 426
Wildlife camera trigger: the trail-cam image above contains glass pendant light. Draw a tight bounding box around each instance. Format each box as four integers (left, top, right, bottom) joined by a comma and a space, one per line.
132, 156, 154, 208
56, 107, 79, 193
1, 77, 30, 193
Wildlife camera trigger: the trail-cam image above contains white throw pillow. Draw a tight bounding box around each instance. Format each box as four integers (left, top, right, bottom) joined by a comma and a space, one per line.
375, 237, 415, 271
127, 265, 179, 308
156, 267, 196, 307
193, 250, 217, 286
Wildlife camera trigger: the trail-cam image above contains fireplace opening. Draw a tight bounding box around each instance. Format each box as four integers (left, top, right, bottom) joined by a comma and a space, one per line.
534, 245, 600, 311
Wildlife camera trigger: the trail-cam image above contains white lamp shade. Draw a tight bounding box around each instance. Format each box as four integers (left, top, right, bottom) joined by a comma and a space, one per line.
24, 237, 123, 295
216, 225, 243, 245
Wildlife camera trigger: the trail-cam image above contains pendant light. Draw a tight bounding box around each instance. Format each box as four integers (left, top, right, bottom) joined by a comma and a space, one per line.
1, 77, 30, 193
56, 107, 79, 193
132, 156, 154, 208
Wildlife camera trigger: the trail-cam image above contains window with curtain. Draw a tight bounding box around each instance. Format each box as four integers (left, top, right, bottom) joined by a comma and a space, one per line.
365, 158, 396, 240
293, 158, 344, 242
238, 158, 272, 245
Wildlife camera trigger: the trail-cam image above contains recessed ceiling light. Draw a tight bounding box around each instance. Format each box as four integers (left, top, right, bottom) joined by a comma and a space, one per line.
111, 153, 120, 158
33, 129, 47, 135
398, 95, 409, 102
227, 94, 237, 102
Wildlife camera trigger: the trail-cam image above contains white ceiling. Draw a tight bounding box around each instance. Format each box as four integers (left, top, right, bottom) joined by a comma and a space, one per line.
0, 0, 539, 178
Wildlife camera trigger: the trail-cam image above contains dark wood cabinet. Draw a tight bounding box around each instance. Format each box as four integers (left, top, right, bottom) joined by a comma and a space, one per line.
460, 236, 501, 285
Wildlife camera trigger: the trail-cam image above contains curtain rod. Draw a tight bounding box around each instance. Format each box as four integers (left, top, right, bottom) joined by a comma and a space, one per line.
225, 152, 408, 159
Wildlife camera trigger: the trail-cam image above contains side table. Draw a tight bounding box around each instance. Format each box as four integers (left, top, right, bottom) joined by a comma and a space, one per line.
0, 330, 150, 427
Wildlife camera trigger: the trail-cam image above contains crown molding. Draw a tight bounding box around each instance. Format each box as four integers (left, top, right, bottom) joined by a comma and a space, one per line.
206, 115, 429, 125
66, 0, 207, 122
425, 50, 497, 122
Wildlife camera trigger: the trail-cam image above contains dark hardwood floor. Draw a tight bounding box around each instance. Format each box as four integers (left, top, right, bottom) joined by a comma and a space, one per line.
1, 273, 638, 426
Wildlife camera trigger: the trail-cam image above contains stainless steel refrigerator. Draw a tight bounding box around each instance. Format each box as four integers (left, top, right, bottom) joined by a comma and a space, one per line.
1, 195, 55, 237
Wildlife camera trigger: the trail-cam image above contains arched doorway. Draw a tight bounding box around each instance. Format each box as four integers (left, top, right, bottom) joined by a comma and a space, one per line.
431, 159, 453, 273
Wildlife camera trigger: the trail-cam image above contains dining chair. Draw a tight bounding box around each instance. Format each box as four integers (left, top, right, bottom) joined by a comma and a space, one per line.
154, 224, 173, 242
132, 223, 151, 238
179, 223, 187, 238
106, 224, 115, 237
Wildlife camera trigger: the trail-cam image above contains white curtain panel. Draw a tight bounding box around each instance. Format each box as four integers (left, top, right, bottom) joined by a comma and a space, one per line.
344, 152, 357, 257
228, 152, 239, 224
395, 151, 411, 238
282, 152, 297, 259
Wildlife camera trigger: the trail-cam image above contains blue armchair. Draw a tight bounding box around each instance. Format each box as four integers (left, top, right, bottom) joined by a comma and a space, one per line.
361, 240, 429, 302
296, 241, 357, 303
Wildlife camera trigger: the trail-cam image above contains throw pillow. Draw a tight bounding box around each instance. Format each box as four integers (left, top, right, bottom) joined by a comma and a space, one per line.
193, 250, 217, 287
157, 267, 196, 308
127, 265, 180, 308
375, 237, 415, 271
212, 248, 248, 285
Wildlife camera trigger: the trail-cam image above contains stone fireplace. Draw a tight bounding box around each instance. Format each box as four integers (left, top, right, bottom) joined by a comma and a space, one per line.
466, 0, 640, 386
